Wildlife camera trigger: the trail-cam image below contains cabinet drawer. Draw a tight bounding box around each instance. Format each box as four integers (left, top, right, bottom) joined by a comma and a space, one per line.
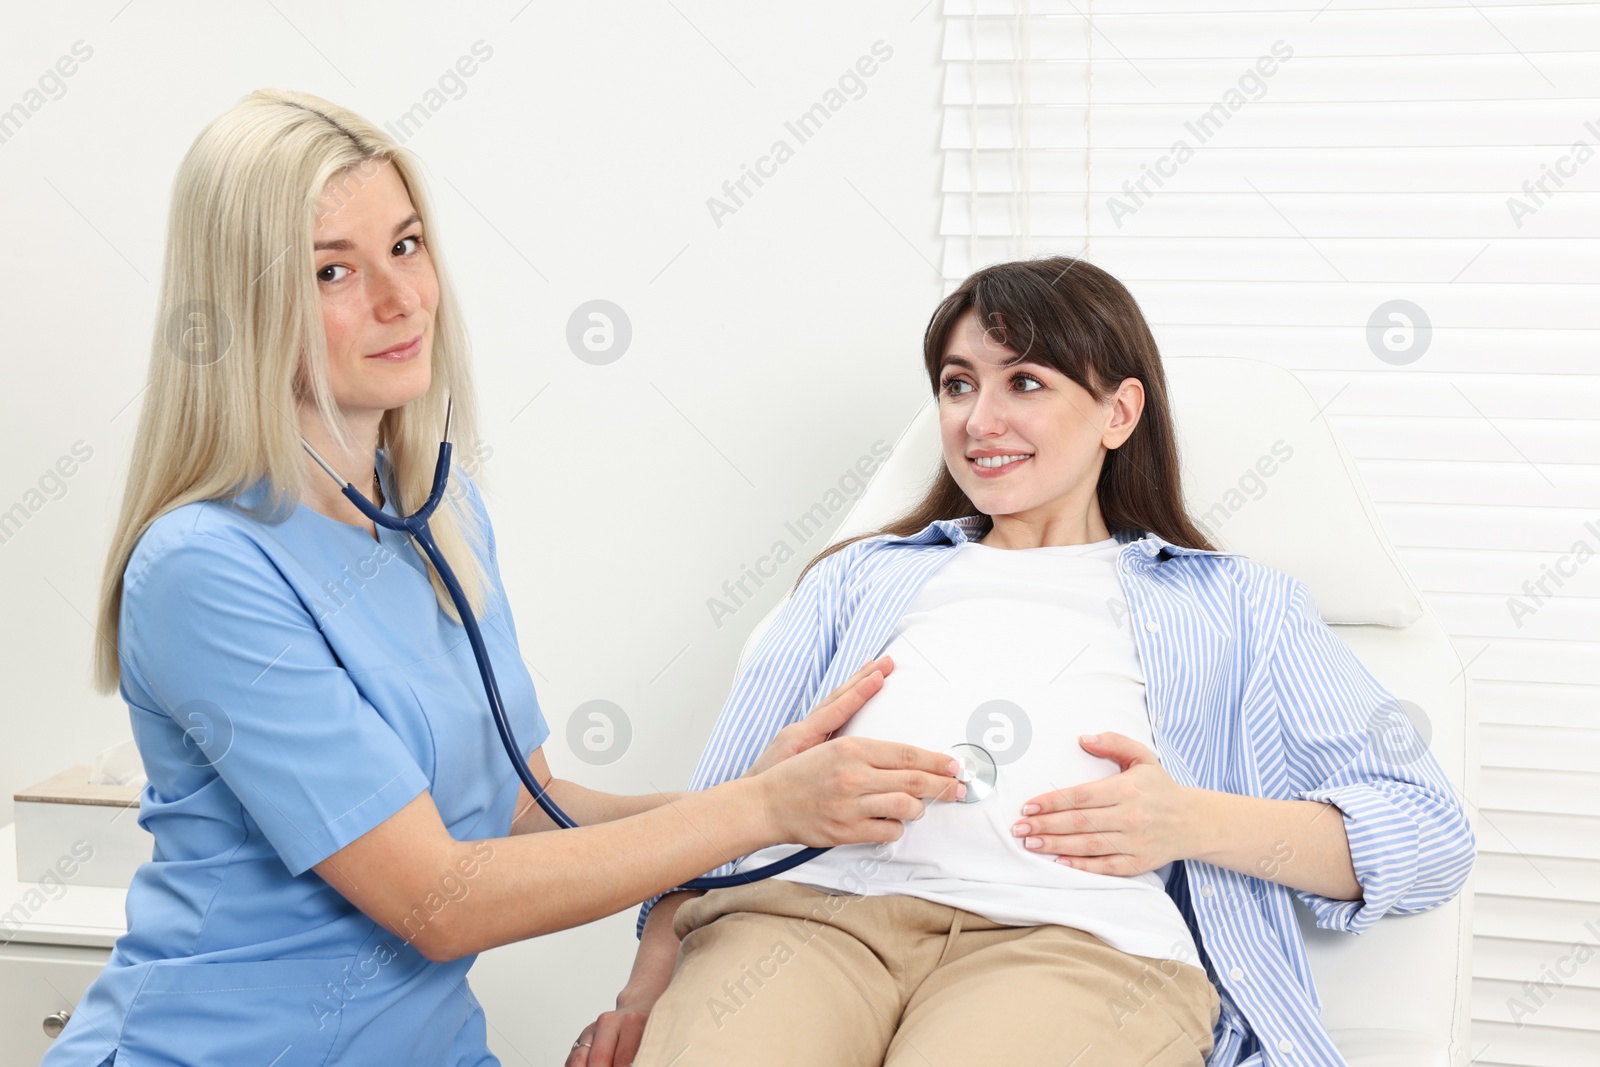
0, 942, 111, 1066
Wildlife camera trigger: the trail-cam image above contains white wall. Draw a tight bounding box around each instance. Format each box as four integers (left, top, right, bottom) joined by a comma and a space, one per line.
0, 2, 944, 1062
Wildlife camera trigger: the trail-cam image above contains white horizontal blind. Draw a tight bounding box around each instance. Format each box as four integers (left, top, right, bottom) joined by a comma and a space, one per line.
940, 2, 1600, 1063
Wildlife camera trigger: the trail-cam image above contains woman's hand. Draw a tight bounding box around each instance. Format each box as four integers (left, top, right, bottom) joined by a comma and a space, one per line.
564, 937, 683, 1067
563, 920, 677, 1067
1012, 731, 1197, 876
565, 1006, 647, 1067
566, 1000, 652, 1067
741, 655, 896, 780
566, 889, 697, 1067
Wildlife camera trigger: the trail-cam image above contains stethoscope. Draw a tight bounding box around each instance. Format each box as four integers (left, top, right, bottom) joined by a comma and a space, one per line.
300, 400, 999, 890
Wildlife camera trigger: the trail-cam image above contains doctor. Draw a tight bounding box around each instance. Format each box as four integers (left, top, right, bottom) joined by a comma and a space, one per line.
42, 88, 962, 1067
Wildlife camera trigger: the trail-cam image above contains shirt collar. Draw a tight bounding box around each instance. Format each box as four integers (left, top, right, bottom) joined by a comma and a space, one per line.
894, 515, 1247, 560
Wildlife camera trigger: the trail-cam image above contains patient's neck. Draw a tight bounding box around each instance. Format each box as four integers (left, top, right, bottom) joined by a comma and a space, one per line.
979, 507, 1113, 551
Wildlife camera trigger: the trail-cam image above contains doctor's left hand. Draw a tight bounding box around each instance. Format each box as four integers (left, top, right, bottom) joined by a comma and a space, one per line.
740, 655, 896, 780
1012, 731, 1198, 877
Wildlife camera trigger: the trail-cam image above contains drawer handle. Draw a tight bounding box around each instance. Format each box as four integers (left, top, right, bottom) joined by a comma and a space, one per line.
43, 1010, 71, 1039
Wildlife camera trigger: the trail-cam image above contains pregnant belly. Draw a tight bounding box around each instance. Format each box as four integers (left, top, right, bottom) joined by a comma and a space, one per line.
825, 656, 1161, 886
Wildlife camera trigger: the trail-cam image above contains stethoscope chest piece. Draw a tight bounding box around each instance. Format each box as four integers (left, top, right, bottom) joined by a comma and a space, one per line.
947, 743, 998, 804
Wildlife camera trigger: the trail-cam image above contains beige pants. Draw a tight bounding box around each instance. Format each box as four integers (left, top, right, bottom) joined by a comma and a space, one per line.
634, 880, 1220, 1067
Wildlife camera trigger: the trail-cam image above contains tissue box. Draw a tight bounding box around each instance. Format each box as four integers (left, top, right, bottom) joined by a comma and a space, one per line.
13, 765, 152, 889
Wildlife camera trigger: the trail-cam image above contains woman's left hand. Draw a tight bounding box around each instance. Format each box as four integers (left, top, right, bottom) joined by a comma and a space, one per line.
1012, 732, 1198, 876
740, 655, 895, 780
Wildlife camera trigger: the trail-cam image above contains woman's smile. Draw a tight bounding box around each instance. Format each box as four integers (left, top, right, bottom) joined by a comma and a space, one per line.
969, 452, 1034, 478
366, 331, 423, 362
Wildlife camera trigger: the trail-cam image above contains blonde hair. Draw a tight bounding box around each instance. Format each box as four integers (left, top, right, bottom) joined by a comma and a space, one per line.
92, 88, 488, 693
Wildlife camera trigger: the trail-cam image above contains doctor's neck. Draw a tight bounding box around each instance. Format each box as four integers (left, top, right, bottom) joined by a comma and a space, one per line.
296, 402, 384, 534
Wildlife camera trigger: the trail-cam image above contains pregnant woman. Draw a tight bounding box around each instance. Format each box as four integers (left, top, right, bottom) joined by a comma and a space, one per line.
570, 257, 1476, 1067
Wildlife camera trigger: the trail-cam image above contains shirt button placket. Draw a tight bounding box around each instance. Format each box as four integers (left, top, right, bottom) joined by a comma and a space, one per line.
1142, 618, 1162, 728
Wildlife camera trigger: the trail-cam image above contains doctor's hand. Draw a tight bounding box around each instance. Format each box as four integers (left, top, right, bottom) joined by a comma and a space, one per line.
755, 735, 966, 848
741, 654, 897, 779
1012, 731, 1197, 876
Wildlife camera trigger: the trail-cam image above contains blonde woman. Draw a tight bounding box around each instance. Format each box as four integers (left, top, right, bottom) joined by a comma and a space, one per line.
44, 88, 963, 1067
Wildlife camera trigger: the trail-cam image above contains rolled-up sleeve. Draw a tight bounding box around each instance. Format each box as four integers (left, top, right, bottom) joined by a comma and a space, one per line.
120, 524, 432, 878
1268, 578, 1476, 935
633, 550, 848, 937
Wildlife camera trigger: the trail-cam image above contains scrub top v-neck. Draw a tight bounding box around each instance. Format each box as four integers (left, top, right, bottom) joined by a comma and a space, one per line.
42, 453, 549, 1067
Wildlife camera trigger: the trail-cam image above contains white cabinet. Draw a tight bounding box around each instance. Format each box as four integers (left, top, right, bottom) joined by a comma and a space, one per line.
0, 942, 112, 1065
0, 824, 126, 1066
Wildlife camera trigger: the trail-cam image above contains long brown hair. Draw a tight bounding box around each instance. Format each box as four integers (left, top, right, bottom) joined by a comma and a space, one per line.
795, 255, 1216, 587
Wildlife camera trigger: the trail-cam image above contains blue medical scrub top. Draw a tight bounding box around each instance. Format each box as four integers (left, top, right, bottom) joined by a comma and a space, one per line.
43, 454, 549, 1067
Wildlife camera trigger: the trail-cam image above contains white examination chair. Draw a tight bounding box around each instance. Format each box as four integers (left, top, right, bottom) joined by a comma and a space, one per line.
734, 356, 1479, 1066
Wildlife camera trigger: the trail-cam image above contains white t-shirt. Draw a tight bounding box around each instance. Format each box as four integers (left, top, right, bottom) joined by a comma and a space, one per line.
738, 534, 1200, 965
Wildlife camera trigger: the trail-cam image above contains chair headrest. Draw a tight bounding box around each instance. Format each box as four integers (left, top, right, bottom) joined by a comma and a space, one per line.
831, 356, 1423, 628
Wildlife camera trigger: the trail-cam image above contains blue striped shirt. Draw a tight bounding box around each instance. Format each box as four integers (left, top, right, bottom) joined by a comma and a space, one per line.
639, 515, 1476, 1066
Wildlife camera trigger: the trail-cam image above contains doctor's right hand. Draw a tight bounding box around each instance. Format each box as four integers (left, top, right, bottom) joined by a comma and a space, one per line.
753, 729, 966, 847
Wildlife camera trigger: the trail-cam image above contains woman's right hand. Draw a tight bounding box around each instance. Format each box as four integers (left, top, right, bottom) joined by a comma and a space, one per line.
565, 1004, 648, 1067
567, 888, 698, 1067
754, 731, 966, 847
